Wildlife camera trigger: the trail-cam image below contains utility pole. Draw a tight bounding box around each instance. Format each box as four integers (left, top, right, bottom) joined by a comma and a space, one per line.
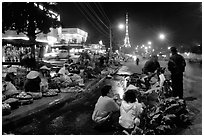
109, 25, 112, 55
108, 25, 112, 65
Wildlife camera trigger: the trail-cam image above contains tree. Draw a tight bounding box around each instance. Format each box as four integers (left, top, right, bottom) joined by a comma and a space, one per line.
2, 2, 61, 60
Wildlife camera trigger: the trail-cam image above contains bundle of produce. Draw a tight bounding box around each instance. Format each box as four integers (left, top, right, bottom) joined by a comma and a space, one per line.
107, 67, 115, 74
27, 92, 42, 100
2, 103, 11, 116
16, 91, 33, 100
49, 77, 61, 89
61, 86, 85, 93
139, 97, 190, 135
42, 89, 58, 97
68, 64, 80, 74
76, 79, 85, 87
101, 70, 109, 75
14, 91, 33, 105
70, 74, 81, 82
3, 98, 20, 110
60, 77, 73, 88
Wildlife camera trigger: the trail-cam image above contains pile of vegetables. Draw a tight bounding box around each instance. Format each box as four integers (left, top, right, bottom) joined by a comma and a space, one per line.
139, 97, 190, 135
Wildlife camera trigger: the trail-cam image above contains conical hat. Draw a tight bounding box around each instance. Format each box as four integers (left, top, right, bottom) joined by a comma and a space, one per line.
26, 71, 39, 79
40, 65, 51, 70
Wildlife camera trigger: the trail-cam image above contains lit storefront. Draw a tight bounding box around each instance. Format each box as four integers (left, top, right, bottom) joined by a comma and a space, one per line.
61, 28, 88, 44
48, 28, 88, 58
84, 44, 106, 54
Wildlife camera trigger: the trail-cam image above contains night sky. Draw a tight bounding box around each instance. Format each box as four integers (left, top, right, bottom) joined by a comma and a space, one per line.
57, 2, 202, 50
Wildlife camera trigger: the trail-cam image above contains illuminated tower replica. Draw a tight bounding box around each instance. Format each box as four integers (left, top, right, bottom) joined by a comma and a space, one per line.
124, 12, 131, 47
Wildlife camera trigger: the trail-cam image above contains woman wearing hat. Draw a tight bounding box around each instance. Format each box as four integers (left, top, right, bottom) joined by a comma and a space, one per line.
24, 71, 41, 93
39, 66, 51, 80
39, 66, 51, 93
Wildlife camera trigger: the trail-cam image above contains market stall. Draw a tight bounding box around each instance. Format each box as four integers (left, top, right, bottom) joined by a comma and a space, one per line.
2, 39, 47, 67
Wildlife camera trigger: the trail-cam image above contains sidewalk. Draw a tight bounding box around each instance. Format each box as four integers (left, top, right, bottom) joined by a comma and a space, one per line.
2, 65, 121, 132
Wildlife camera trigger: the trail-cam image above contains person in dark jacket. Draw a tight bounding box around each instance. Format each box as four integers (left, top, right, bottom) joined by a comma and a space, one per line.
168, 47, 186, 99
143, 55, 160, 75
24, 71, 41, 93
136, 58, 139, 65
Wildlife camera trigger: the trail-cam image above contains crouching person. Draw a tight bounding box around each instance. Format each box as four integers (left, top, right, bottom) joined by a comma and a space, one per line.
119, 89, 144, 134
92, 85, 120, 131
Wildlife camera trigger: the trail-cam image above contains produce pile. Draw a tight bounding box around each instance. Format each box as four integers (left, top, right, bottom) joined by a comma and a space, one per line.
61, 86, 85, 93
139, 97, 190, 135
48, 73, 84, 89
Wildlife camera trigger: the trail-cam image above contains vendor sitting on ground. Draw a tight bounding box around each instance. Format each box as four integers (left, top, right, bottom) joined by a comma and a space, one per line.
58, 63, 70, 76
39, 66, 51, 92
3, 67, 19, 97
39, 65, 51, 81
119, 89, 143, 133
58, 63, 74, 82
24, 71, 41, 93
5, 66, 17, 85
92, 85, 120, 130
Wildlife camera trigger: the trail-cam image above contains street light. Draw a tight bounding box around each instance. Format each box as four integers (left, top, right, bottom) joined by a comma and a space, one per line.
118, 23, 125, 30
148, 41, 152, 45
159, 33, 165, 40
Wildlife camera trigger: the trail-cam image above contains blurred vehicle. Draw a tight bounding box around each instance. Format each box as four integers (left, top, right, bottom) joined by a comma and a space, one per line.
44, 50, 69, 59
58, 50, 69, 58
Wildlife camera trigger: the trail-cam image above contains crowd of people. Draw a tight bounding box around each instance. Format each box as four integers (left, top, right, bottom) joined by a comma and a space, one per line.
2, 50, 125, 101
91, 46, 186, 134
142, 46, 186, 99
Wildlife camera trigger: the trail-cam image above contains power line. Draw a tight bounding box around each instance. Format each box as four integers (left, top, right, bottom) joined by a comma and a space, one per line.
96, 3, 110, 23
77, 3, 109, 37
75, 3, 109, 38
82, 3, 109, 36
85, 3, 109, 30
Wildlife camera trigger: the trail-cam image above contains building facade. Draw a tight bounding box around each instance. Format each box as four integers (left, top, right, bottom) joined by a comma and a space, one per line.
61, 28, 88, 44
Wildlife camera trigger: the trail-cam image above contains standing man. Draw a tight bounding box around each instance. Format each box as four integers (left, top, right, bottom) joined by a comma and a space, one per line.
168, 47, 186, 99
136, 57, 139, 65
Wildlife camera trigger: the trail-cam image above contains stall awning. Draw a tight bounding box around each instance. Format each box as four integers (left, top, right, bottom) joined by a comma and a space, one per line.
2, 39, 47, 47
